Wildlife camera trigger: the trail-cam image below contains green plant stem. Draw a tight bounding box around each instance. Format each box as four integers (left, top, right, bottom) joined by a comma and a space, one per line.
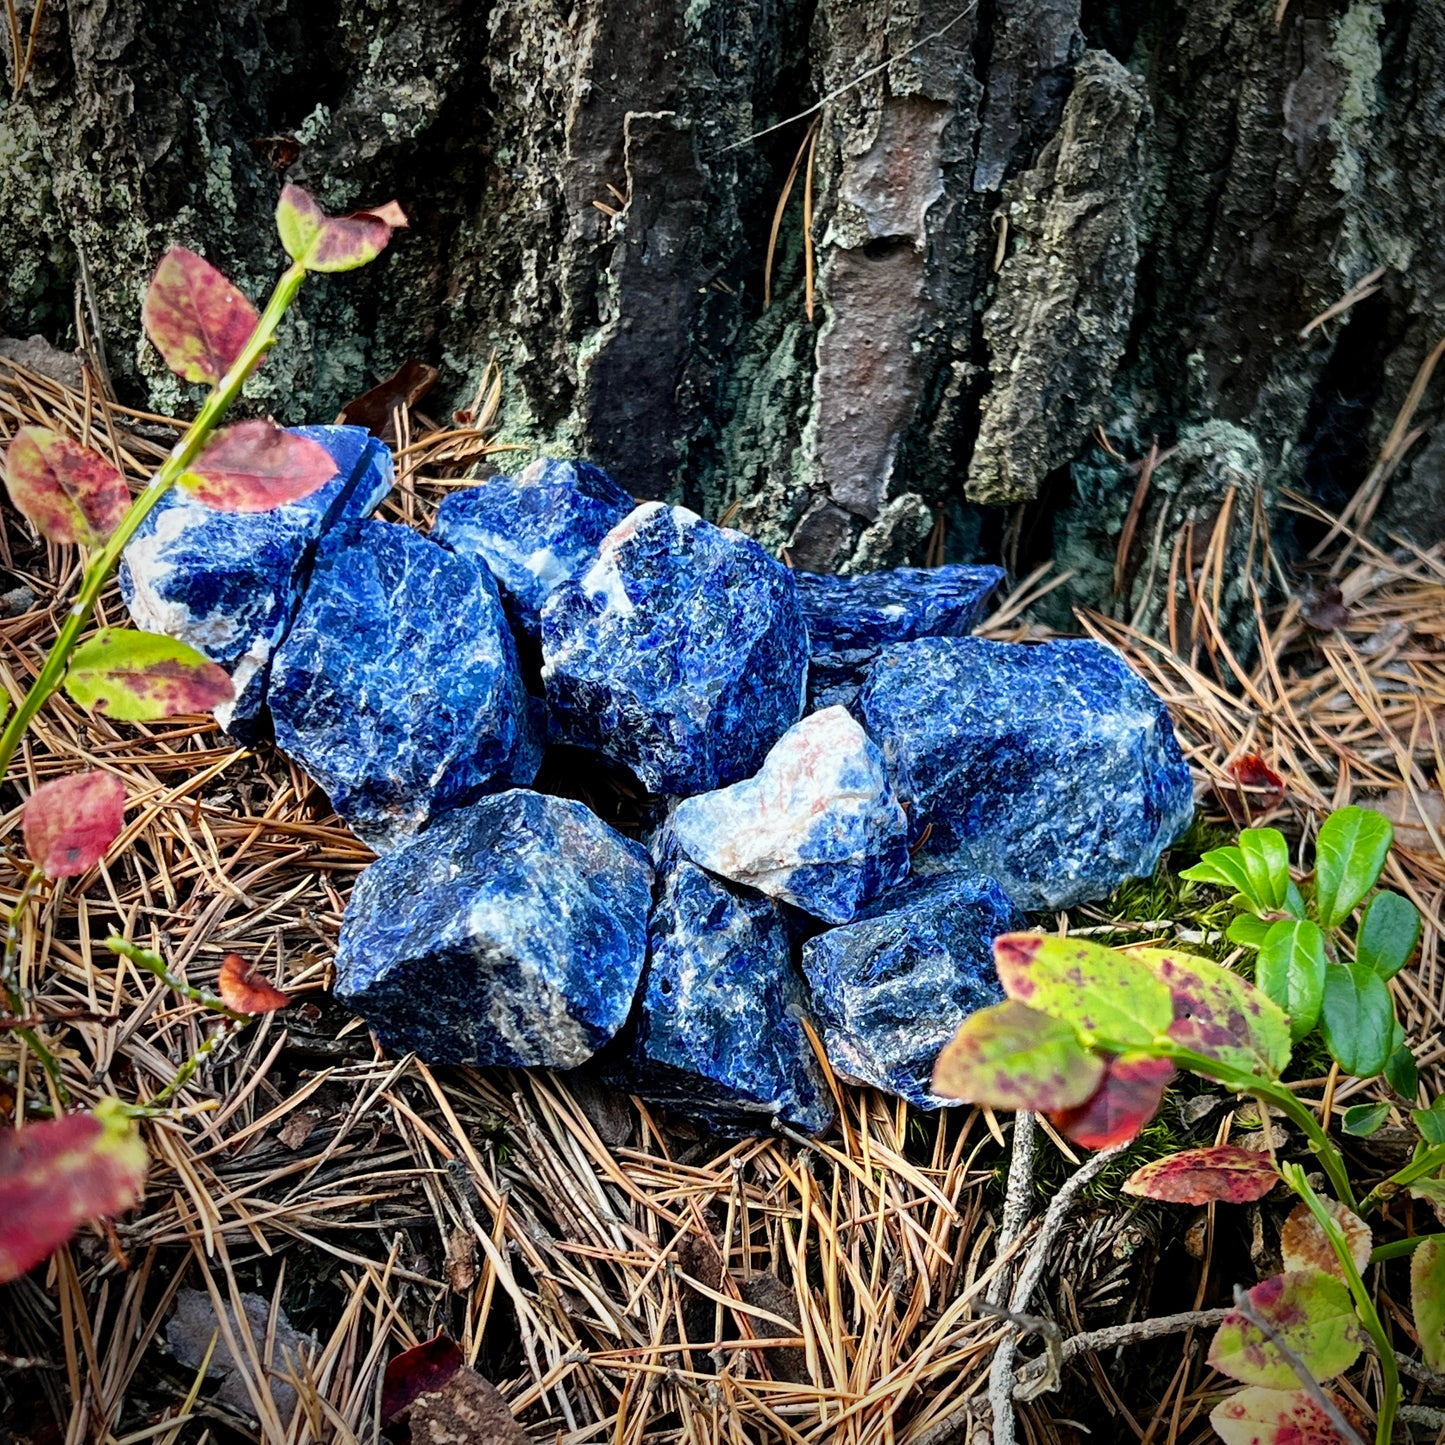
1371, 1234, 1442, 1263
0, 261, 309, 786
1285, 1163, 1398, 1445
2, 865, 64, 1094
1359, 1142, 1445, 1216
105, 936, 248, 1021
137, 1019, 239, 1110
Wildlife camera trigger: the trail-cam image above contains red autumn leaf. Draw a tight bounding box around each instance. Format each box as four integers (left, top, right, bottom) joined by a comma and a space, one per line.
217, 953, 291, 1014
1209, 1271, 1364, 1388
1219, 752, 1286, 825
337, 358, 439, 438
3, 426, 131, 546
1210, 1386, 1362, 1445
1121, 1145, 1279, 1204
1049, 1053, 1175, 1150
381, 1334, 463, 1424
178, 420, 338, 512
0, 1099, 148, 1283
142, 247, 260, 386
22, 772, 126, 878
276, 184, 408, 273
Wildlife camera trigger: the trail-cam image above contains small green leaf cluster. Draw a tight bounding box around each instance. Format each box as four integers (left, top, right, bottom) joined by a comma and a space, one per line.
1184, 806, 1419, 1092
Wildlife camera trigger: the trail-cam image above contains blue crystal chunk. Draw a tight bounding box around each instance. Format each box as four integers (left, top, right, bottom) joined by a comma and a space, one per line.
431, 457, 634, 637
335, 791, 653, 1067
801, 874, 1020, 1107
621, 834, 832, 1133
856, 636, 1194, 909
672, 706, 909, 924
269, 520, 539, 851
119, 425, 392, 741
541, 503, 809, 795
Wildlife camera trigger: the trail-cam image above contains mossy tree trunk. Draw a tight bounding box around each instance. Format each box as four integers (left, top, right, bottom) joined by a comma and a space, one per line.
3, 0, 1442, 631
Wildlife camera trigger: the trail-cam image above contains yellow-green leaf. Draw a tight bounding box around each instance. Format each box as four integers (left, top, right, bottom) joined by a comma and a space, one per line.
65, 628, 234, 721
1413, 1235, 1445, 1372
930, 1001, 1104, 1111
1208, 1270, 1364, 1387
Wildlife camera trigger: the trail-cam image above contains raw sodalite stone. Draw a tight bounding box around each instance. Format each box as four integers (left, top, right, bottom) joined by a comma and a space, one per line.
672, 706, 909, 924
541, 502, 809, 794
335, 791, 653, 1067
856, 636, 1195, 909
269, 520, 540, 851
797, 564, 1006, 710
622, 834, 832, 1133
119, 425, 392, 740
431, 457, 634, 637
801, 874, 1020, 1108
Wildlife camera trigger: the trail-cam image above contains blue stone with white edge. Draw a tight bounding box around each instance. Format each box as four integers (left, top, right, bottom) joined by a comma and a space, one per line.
672, 705, 909, 924
335, 791, 653, 1067
855, 636, 1194, 909
269, 520, 539, 851
540, 502, 809, 795
801, 873, 1020, 1108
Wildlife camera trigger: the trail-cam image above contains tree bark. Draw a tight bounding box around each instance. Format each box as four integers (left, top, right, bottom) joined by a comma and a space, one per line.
3, 0, 1442, 633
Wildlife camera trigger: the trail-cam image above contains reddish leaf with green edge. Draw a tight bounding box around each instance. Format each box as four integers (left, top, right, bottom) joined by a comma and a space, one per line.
0, 1099, 147, 1283
177, 420, 337, 512
1130, 946, 1291, 1078
141, 247, 259, 385
930, 1000, 1104, 1111
218, 953, 291, 1014
381, 1334, 463, 1424
992, 933, 1174, 1050
3, 426, 130, 546
1048, 1053, 1175, 1150
1208, 1270, 1364, 1387
276, 184, 407, 272
1279, 1199, 1371, 1279
64, 628, 234, 721
1407, 1176, 1445, 1227
1210, 1387, 1362, 1445
1121, 1145, 1279, 1204
1413, 1235, 1445, 1371
22, 772, 125, 878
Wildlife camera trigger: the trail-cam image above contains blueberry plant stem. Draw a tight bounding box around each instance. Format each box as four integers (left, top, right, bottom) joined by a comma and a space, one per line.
0, 261, 309, 787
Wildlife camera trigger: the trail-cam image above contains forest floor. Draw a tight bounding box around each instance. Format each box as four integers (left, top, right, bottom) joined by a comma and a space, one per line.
0, 354, 1443, 1445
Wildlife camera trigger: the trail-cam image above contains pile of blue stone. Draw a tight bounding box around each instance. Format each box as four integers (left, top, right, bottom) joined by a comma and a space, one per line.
121, 426, 1195, 1133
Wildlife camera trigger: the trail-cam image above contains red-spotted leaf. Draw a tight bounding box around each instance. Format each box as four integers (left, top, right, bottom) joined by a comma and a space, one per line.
381, 1334, 463, 1424
22, 772, 126, 878
1210, 1387, 1362, 1445
0, 1098, 147, 1282
64, 628, 234, 721
142, 247, 260, 385
1121, 1145, 1279, 1204
218, 953, 291, 1014
992, 933, 1174, 1050
3, 426, 130, 545
178, 420, 337, 512
1131, 946, 1291, 1078
1414, 1236, 1445, 1371
930, 1000, 1104, 1111
1208, 1271, 1364, 1387
276, 184, 407, 272
1279, 1199, 1371, 1279
1048, 1053, 1175, 1150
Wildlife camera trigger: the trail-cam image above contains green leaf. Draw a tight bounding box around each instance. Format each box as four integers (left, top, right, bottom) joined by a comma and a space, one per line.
1319, 961, 1393, 1078
991, 934, 1174, 1050
1283, 880, 1307, 919
65, 629, 234, 721
1413, 1097, 1445, 1146
1239, 827, 1290, 910
1412, 1236, 1445, 1371
1181, 847, 1260, 910
1208, 1270, 1364, 1387
1356, 890, 1420, 979
1313, 805, 1393, 928
1227, 914, 1273, 950
1255, 920, 1327, 1043
1342, 1102, 1390, 1137
1385, 1043, 1419, 1102
929, 1001, 1105, 1112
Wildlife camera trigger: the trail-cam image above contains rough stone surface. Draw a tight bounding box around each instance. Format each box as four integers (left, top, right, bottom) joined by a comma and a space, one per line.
119, 425, 392, 741
621, 833, 832, 1134
672, 707, 909, 925
540, 503, 808, 795
856, 636, 1194, 909
270, 520, 538, 851
801, 874, 1020, 1108
431, 457, 634, 637
797, 563, 1006, 709
335, 791, 653, 1068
